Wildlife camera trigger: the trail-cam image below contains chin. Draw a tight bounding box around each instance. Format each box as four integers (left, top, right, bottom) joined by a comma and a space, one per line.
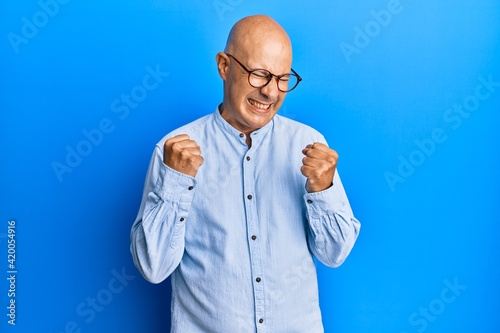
245, 106, 275, 126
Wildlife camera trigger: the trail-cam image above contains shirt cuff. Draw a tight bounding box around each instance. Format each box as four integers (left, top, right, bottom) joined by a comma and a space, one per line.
154, 163, 197, 203
303, 183, 346, 217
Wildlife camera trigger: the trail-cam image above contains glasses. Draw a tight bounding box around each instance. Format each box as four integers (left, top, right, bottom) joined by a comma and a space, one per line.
225, 53, 302, 93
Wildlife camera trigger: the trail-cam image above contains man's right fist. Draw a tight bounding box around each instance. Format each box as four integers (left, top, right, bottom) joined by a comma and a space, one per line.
163, 134, 204, 177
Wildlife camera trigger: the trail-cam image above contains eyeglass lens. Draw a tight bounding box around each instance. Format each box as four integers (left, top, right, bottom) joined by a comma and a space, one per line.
248, 70, 298, 92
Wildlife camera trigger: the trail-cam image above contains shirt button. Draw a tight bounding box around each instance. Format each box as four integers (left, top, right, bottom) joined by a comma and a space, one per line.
179, 218, 185, 222
247, 195, 253, 200
188, 186, 194, 191
251, 235, 257, 240
239, 133, 244, 138
307, 199, 313, 204
259, 318, 264, 324
246, 156, 251, 161
256, 277, 261, 282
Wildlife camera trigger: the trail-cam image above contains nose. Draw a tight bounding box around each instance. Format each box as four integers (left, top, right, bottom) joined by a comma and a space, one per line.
259, 78, 281, 100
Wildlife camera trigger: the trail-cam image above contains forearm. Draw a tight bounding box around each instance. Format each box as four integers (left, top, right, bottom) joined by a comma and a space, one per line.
305, 171, 361, 268
130, 193, 188, 283
130, 147, 196, 283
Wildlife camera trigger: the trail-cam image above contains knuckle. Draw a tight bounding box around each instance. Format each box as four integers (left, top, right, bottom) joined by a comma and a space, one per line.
170, 141, 180, 150
176, 134, 189, 141
312, 142, 324, 150
179, 149, 191, 159
313, 169, 322, 178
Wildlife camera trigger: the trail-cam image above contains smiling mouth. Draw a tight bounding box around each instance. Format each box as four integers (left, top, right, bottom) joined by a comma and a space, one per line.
248, 98, 272, 110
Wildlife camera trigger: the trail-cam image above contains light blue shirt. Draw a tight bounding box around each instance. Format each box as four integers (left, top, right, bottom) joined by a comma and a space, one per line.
130, 107, 360, 333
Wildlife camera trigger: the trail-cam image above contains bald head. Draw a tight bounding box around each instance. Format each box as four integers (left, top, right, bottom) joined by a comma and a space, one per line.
224, 15, 292, 70
215, 15, 296, 137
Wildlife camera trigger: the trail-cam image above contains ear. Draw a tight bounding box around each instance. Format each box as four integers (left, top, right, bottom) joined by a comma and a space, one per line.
216, 52, 229, 80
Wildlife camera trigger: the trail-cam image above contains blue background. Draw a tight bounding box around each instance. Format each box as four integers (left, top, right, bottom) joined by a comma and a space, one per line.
2, 0, 499, 332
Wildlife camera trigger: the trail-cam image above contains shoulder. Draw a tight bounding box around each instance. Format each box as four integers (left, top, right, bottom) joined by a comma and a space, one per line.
273, 114, 326, 143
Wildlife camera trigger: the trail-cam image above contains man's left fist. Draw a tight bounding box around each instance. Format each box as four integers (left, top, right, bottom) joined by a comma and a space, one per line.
301, 142, 338, 193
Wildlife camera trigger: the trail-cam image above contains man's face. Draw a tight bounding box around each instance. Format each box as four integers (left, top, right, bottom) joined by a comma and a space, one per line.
218, 43, 292, 135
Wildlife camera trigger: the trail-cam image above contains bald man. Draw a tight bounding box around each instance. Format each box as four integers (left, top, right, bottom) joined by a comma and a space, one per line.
131, 15, 360, 333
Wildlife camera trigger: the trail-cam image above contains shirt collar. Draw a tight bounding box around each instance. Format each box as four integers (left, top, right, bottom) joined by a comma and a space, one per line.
214, 104, 275, 147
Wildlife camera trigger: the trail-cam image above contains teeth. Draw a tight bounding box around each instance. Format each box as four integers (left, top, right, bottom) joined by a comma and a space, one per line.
249, 99, 271, 110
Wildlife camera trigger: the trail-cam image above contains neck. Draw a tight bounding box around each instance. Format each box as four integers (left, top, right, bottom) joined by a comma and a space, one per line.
219, 103, 253, 147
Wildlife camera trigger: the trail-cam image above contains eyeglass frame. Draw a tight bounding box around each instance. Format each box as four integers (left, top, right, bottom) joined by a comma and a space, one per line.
225, 53, 302, 93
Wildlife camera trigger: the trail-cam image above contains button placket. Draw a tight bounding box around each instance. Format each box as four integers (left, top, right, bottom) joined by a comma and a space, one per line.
242, 147, 266, 329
